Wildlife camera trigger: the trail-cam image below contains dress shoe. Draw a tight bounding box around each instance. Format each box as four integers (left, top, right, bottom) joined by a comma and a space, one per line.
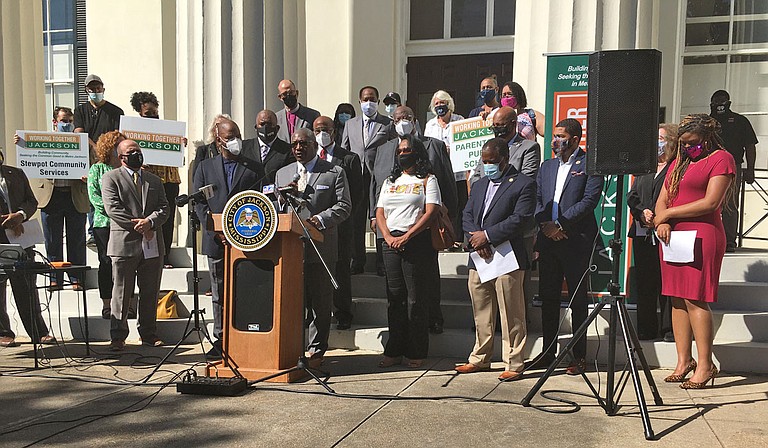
525, 354, 556, 370
38, 335, 57, 345
141, 337, 164, 347
109, 340, 125, 351
680, 366, 719, 389
101, 307, 111, 320
664, 359, 697, 383
566, 358, 587, 376
0, 336, 18, 347
429, 322, 444, 334
309, 352, 324, 365
350, 262, 365, 275
454, 363, 490, 374
498, 370, 523, 382
205, 339, 222, 360
378, 356, 402, 368
407, 358, 424, 368
336, 321, 351, 330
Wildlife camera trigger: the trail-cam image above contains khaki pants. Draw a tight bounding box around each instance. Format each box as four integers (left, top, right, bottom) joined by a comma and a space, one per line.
467, 269, 527, 372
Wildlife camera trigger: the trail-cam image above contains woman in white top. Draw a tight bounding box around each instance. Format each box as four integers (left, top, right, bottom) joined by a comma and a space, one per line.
376, 135, 441, 368
424, 90, 466, 251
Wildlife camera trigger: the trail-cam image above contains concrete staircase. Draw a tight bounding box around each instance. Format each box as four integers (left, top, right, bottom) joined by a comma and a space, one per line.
6, 243, 768, 373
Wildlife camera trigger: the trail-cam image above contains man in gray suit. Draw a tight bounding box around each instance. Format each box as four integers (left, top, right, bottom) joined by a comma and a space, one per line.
275, 79, 320, 144
102, 139, 168, 351
341, 85, 397, 273
370, 105, 458, 334
275, 128, 351, 361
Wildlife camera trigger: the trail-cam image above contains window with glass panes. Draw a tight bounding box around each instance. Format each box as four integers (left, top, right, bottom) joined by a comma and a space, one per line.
409, 0, 515, 41
681, 0, 768, 167
43, 0, 76, 128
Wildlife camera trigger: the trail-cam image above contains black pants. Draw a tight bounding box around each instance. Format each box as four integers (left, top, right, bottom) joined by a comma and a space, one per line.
454, 180, 468, 243
721, 167, 742, 250
352, 169, 371, 270
92, 227, 113, 300
333, 221, 354, 324
162, 182, 180, 262
382, 230, 433, 360
0, 248, 49, 340
632, 236, 671, 339
539, 240, 590, 360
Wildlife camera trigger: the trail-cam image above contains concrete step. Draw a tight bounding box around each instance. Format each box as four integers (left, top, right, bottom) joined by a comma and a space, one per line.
351, 273, 472, 301
718, 250, 768, 282
711, 282, 768, 311
328, 327, 768, 373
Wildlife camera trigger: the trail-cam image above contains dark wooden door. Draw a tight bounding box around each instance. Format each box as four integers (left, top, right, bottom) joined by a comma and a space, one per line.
406, 52, 513, 125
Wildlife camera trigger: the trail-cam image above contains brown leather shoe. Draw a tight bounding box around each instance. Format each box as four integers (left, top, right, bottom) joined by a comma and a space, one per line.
498, 370, 523, 382
454, 363, 490, 374
566, 358, 587, 375
109, 340, 125, 351
141, 337, 164, 347
0, 336, 18, 347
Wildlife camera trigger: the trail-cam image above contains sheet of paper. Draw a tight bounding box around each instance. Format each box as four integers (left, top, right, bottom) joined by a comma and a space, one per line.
469, 240, 520, 283
658, 230, 697, 263
142, 232, 160, 259
5, 218, 44, 249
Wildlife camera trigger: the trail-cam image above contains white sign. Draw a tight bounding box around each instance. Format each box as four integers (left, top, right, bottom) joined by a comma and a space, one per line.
448, 116, 495, 173
15, 131, 89, 179
119, 116, 186, 167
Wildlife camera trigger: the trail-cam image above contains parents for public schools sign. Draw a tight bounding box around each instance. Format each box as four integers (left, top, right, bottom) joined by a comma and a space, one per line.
15, 131, 89, 179
448, 116, 494, 173
119, 116, 186, 167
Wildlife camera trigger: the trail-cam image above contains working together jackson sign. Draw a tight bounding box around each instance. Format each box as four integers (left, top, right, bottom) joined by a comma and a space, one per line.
544, 53, 632, 297
15, 131, 89, 179
119, 116, 186, 167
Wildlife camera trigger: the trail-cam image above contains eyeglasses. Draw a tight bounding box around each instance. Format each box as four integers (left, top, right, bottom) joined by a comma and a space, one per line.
278, 90, 297, 99
291, 141, 311, 148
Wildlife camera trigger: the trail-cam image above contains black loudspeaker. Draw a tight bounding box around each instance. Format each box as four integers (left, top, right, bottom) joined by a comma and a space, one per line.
586, 49, 662, 175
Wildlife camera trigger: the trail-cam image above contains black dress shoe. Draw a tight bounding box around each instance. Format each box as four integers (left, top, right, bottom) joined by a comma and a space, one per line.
429, 323, 444, 334
206, 340, 222, 360
336, 321, 351, 330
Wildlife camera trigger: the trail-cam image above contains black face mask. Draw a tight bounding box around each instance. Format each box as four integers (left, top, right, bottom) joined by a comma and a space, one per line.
282, 94, 298, 109
492, 124, 510, 138
123, 152, 144, 170
257, 126, 278, 142
398, 152, 417, 170
710, 101, 730, 115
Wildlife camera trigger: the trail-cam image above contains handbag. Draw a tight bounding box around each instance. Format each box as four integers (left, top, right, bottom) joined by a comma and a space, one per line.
156, 290, 179, 319
422, 179, 455, 250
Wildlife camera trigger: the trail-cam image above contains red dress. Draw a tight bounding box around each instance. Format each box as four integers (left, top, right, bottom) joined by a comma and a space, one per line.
660, 150, 736, 302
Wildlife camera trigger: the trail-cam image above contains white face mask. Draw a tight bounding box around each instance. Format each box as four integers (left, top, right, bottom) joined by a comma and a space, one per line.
360, 101, 378, 117
395, 120, 414, 137
385, 104, 397, 115
226, 137, 242, 156
315, 131, 332, 148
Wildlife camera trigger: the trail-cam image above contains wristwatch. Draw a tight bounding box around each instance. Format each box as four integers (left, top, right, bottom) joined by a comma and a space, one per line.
554, 220, 563, 231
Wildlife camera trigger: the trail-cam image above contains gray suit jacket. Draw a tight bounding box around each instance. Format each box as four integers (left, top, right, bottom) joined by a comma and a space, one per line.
275, 104, 321, 144
340, 113, 396, 172
102, 167, 169, 258
275, 159, 351, 264
469, 138, 541, 185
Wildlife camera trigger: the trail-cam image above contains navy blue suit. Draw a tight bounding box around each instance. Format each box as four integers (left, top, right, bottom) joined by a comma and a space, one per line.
535, 148, 603, 360
462, 166, 536, 371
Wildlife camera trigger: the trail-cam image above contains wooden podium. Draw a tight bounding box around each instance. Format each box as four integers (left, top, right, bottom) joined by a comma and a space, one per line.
205, 212, 322, 382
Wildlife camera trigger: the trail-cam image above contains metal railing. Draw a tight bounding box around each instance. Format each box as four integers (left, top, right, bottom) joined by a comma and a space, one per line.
739, 168, 768, 245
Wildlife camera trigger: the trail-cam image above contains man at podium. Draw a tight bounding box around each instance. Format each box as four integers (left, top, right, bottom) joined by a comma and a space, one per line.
275, 128, 351, 362
194, 118, 265, 359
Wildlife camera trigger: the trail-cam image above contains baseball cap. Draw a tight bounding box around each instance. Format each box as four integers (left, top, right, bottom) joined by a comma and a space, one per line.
84, 74, 103, 86
383, 92, 401, 105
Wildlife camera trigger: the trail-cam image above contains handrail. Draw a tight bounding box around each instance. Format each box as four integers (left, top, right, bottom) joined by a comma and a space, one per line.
739, 168, 768, 244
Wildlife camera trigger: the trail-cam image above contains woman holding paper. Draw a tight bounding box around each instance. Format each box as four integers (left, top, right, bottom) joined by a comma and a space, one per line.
375, 135, 440, 368
627, 123, 678, 341
654, 114, 735, 389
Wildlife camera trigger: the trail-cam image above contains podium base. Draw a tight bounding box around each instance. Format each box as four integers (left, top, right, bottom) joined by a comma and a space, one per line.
205, 361, 318, 383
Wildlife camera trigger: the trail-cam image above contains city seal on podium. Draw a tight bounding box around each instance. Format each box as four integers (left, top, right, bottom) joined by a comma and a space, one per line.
222, 190, 278, 252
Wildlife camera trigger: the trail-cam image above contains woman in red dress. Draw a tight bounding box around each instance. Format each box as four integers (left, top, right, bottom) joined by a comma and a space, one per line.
654, 114, 735, 389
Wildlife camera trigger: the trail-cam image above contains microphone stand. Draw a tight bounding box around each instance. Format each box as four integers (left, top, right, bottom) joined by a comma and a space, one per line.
250, 187, 336, 392
143, 196, 244, 383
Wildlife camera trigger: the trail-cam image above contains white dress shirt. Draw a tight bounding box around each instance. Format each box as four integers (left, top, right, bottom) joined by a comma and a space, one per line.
552, 152, 577, 221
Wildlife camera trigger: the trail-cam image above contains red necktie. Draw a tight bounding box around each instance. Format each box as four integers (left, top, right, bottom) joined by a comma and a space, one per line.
319, 148, 327, 160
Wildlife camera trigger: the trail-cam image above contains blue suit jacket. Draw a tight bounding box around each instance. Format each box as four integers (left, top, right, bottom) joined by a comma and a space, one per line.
534, 148, 603, 250
463, 166, 536, 270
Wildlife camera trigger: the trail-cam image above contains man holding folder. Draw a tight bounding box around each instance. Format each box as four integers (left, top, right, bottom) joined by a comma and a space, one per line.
454, 138, 536, 381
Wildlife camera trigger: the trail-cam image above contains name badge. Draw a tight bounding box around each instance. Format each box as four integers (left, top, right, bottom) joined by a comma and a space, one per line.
316, 185, 330, 190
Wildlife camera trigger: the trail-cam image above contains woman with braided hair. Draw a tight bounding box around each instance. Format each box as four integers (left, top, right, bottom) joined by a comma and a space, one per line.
653, 114, 735, 389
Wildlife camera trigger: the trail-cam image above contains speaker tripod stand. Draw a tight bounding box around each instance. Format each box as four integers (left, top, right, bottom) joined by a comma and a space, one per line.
521, 175, 663, 440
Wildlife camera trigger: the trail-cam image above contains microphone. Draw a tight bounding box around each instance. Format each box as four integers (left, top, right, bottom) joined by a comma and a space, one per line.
176, 184, 216, 207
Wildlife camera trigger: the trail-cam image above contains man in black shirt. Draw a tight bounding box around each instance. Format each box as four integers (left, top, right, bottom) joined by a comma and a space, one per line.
73, 74, 124, 151
710, 90, 759, 252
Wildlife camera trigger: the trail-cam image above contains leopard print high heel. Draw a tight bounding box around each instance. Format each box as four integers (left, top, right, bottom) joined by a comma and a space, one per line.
663, 359, 697, 383
680, 366, 719, 389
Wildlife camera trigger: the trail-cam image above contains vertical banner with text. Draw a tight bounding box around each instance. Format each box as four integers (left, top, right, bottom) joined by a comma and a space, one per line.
544, 54, 632, 297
